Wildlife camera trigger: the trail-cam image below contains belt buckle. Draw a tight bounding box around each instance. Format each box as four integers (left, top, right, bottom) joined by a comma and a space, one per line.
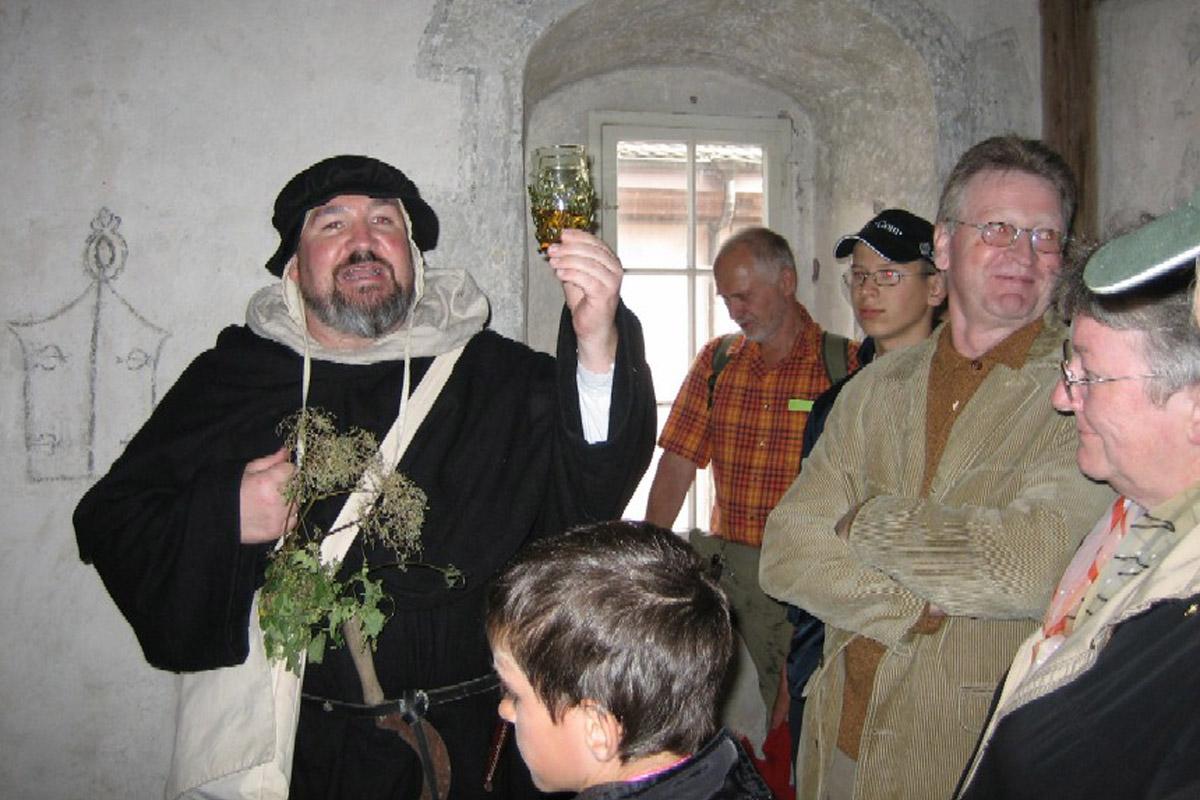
708, 552, 725, 581
402, 688, 431, 723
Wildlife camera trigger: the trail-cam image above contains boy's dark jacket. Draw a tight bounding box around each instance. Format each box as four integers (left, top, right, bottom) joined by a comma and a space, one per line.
574, 730, 773, 800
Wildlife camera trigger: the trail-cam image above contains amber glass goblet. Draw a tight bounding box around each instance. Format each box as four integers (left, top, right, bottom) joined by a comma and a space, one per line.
528, 144, 596, 252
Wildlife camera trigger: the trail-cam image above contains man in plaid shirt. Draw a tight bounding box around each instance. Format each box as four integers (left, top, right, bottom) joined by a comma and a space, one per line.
645, 226, 857, 734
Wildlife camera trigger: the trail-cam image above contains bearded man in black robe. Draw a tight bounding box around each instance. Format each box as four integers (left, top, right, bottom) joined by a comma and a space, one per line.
74, 155, 656, 800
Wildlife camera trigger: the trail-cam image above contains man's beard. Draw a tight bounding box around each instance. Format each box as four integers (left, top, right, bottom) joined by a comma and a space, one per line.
301, 250, 414, 339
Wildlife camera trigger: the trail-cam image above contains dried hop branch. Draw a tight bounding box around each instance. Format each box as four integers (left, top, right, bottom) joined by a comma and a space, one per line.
260, 408, 451, 674
278, 409, 379, 509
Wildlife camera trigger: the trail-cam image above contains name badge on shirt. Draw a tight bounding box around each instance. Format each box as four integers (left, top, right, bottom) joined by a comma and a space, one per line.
788, 398, 814, 412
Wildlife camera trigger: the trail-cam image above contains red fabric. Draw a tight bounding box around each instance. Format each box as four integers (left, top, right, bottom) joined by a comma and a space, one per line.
741, 723, 794, 800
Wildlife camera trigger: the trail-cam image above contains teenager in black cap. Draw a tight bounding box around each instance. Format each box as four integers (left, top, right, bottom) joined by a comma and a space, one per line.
831, 208, 944, 374
74, 154, 656, 800
782, 208, 944, 762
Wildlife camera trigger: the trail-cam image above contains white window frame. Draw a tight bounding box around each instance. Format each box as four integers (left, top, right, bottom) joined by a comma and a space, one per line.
588, 111, 792, 530
588, 111, 791, 249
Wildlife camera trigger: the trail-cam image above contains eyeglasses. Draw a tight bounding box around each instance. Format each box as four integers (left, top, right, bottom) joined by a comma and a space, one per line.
1058, 340, 1165, 401
842, 267, 933, 289
948, 219, 1067, 254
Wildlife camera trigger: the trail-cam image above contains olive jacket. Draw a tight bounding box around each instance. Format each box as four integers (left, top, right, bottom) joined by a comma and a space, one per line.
760, 316, 1116, 800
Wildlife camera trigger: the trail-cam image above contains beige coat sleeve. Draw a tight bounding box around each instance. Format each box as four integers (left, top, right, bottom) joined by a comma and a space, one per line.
760, 327, 1116, 648
760, 352, 928, 649
851, 406, 1113, 619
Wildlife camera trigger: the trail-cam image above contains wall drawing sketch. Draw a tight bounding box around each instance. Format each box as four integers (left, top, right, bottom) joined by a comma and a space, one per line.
8, 208, 169, 481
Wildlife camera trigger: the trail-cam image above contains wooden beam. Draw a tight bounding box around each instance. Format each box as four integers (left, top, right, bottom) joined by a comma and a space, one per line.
1041, 0, 1098, 241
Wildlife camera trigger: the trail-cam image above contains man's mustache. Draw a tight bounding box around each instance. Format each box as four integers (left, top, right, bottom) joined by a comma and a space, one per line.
338, 249, 392, 271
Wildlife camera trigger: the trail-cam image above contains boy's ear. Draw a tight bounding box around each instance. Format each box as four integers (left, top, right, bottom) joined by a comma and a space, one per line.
926, 270, 947, 307
580, 701, 624, 764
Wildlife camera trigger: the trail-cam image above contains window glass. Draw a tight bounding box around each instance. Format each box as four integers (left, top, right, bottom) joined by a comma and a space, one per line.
621, 273, 690, 402
594, 115, 783, 529
616, 141, 688, 270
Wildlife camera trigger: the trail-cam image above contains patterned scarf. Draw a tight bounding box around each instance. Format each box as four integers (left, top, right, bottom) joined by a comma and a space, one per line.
1031, 495, 1181, 671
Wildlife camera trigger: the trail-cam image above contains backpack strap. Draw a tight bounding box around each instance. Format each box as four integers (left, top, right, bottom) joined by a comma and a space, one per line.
821, 331, 851, 384
706, 333, 740, 409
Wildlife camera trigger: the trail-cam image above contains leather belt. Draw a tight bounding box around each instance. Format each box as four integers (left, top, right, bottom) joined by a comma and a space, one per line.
304, 673, 501, 800
302, 672, 500, 719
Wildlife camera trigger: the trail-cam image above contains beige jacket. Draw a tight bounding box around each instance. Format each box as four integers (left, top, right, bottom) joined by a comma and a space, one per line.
956, 484, 1200, 795
760, 316, 1116, 800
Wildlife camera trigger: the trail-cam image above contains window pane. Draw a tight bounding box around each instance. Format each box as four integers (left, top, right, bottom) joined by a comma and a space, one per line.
696, 272, 739, 347
622, 410, 712, 533
623, 410, 669, 529
616, 141, 689, 269
696, 465, 716, 533
622, 273, 691, 403
605, 121, 781, 530
694, 144, 764, 264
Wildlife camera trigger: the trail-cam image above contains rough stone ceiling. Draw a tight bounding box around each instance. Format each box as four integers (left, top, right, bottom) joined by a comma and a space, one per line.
524, 0, 932, 121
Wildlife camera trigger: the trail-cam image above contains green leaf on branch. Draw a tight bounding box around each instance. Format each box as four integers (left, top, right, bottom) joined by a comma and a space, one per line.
257, 408, 461, 675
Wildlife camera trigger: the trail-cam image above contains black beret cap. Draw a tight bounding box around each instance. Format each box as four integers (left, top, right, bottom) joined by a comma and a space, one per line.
264, 154, 439, 276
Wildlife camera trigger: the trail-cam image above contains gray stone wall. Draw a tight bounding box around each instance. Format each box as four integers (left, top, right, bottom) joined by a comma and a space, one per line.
1098, 0, 1200, 231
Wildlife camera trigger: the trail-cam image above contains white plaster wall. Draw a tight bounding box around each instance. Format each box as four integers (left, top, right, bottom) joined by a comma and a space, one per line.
0, 1, 475, 796
1098, 0, 1200, 231
2, 0, 1196, 796
920, 0, 1043, 140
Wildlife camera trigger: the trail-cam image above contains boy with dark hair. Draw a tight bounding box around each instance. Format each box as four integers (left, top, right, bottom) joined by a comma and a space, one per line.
486, 521, 772, 799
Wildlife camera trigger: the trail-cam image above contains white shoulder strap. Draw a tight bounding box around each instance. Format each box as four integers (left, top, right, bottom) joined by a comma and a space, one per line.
319, 344, 466, 565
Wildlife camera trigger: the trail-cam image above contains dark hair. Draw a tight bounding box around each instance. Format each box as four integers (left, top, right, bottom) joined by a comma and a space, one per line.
1057, 216, 1200, 405
937, 136, 1077, 233
486, 521, 733, 760
716, 226, 797, 275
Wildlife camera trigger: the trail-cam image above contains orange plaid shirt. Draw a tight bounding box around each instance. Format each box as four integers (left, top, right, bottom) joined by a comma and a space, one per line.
658, 306, 858, 546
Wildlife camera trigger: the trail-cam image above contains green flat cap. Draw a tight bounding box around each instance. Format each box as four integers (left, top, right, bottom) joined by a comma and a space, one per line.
1084, 187, 1200, 294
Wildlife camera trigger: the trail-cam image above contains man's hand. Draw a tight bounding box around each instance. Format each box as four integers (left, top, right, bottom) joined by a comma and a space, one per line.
546, 229, 621, 373
239, 447, 297, 544
770, 663, 791, 731
836, 494, 947, 634
910, 601, 948, 635
835, 499, 868, 540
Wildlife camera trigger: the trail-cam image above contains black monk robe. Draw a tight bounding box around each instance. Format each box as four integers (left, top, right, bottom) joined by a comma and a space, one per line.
74, 304, 656, 799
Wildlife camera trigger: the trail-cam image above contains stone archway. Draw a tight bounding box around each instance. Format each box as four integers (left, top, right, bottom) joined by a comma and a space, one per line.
419, 0, 976, 341
521, 0, 964, 341
524, 0, 970, 178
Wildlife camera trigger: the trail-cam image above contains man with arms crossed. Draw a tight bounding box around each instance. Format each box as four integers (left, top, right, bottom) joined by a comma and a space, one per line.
760, 137, 1115, 799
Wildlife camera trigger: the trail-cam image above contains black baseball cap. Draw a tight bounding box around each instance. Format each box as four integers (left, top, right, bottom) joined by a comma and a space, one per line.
264, 155, 439, 276
834, 209, 933, 263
